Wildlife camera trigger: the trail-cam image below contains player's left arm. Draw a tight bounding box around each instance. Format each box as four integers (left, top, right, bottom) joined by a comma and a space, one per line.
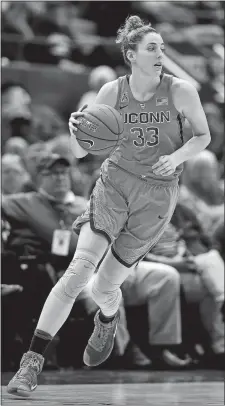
152, 80, 211, 176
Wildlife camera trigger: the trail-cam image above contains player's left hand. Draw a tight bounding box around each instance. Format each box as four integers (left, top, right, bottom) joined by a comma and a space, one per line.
152, 154, 178, 176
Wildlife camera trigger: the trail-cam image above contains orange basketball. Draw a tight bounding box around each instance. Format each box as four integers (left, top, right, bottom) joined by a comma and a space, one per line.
75, 104, 124, 155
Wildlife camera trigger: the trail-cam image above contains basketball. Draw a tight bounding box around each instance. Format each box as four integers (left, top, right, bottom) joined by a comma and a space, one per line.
75, 104, 124, 155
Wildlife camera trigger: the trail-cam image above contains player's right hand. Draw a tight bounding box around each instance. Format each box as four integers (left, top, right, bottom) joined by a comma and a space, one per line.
69, 104, 87, 133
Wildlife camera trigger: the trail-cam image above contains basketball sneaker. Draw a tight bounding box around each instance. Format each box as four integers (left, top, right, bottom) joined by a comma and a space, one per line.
7, 351, 44, 397
83, 309, 120, 367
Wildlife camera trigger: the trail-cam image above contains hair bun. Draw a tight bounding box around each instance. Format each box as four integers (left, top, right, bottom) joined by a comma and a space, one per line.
125, 15, 144, 32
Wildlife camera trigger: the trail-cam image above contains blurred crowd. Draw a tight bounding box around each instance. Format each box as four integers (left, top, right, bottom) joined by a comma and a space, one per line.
1, 1, 224, 372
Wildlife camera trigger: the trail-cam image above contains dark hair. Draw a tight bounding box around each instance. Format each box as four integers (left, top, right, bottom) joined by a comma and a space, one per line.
116, 15, 157, 66
1, 81, 30, 95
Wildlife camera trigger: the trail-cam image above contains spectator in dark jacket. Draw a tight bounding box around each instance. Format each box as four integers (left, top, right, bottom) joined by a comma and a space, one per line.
2, 153, 88, 369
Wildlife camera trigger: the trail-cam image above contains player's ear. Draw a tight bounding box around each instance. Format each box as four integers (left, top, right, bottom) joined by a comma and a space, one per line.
126, 50, 136, 64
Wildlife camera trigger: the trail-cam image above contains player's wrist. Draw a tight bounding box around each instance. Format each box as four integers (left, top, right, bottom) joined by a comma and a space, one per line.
170, 151, 183, 167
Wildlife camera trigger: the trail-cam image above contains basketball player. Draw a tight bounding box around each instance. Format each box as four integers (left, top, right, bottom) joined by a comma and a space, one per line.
8, 16, 211, 397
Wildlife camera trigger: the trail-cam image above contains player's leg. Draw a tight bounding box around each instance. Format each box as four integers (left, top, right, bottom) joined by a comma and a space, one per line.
7, 222, 109, 397
82, 177, 179, 367
7, 171, 128, 396
83, 248, 135, 366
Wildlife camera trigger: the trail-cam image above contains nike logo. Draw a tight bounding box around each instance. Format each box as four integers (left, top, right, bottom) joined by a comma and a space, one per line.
158, 215, 166, 219
119, 105, 128, 110
82, 139, 94, 148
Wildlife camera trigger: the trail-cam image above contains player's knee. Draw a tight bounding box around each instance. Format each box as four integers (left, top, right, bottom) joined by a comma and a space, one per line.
91, 278, 122, 307
52, 252, 99, 302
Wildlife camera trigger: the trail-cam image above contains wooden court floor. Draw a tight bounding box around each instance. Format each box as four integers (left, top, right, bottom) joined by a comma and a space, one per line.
2, 369, 224, 406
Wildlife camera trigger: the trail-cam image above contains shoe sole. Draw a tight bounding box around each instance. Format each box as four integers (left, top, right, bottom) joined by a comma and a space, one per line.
83, 327, 117, 367
7, 385, 37, 398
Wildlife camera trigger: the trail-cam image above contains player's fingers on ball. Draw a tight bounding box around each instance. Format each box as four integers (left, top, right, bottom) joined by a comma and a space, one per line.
69, 123, 77, 132
71, 111, 84, 118
70, 117, 80, 125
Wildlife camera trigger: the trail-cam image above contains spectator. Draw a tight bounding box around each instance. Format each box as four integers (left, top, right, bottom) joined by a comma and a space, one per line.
211, 219, 225, 262
203, 103, 224, 161
145, 202, 224, 369
47, 134, 75, 164
121, 261, 192, 369
2, 152, 88, 267
1, 81, 32, 147
23, 142, 50, 190
2, 154, 31, 196
48, 134, 92, 198
31, 104, 67, 143
3, 136, 29, 157
179, 150, 224, 235
2, 153, 88, 369
77, 65, 117, 110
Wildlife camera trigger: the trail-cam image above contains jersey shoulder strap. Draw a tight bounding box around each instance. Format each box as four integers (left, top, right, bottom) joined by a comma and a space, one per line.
114, 75, 129, 110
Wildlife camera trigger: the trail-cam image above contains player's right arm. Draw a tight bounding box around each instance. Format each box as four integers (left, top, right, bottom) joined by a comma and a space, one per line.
69, 80, 118, 158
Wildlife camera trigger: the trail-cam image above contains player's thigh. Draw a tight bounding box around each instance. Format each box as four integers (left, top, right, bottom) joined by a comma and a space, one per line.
76, 222, 109, 262
112, 182, 179, 267
74, 176, 128, 243
96, 247, 135, 287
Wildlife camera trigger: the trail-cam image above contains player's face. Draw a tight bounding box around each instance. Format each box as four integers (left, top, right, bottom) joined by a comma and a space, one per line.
133, 32, 165, 76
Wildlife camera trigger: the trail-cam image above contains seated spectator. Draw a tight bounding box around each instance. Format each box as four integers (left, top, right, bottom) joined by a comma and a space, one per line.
179, 150, 224, 235
47, 133, 76, 163
2, 152, 87, 268
48, 134, 92, 198
31, 104, 67, 143
211, 219, 225, 262
121, 262, 192, 369
23, 142, 51, 190
2, 154, 31, 196
145, 202, 224, 369
1, 81, 32, 147
203, 103, 224, 162
3, 136, 29, 157
1, 81, 66, 146
76, 65, 117, 110
2, 152, 88, 370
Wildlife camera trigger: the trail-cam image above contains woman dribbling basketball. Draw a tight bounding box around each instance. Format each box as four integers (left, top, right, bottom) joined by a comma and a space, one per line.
8, 15, 211, 397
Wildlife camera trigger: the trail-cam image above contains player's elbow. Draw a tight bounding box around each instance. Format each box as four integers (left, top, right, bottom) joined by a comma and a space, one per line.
196, 132, 211, 148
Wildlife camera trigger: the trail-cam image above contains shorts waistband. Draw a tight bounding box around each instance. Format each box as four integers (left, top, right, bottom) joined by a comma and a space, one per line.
109, 162, 179, 187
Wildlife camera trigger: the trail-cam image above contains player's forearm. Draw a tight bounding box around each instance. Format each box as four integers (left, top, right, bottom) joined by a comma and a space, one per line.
172, 133, 211, 166
70, 132, 88, 158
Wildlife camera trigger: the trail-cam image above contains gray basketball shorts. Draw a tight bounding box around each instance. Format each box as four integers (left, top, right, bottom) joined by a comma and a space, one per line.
73, 163, 179, 267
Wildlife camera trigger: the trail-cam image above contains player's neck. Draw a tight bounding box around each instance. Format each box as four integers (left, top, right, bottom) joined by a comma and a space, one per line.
129, 71, 161, 101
